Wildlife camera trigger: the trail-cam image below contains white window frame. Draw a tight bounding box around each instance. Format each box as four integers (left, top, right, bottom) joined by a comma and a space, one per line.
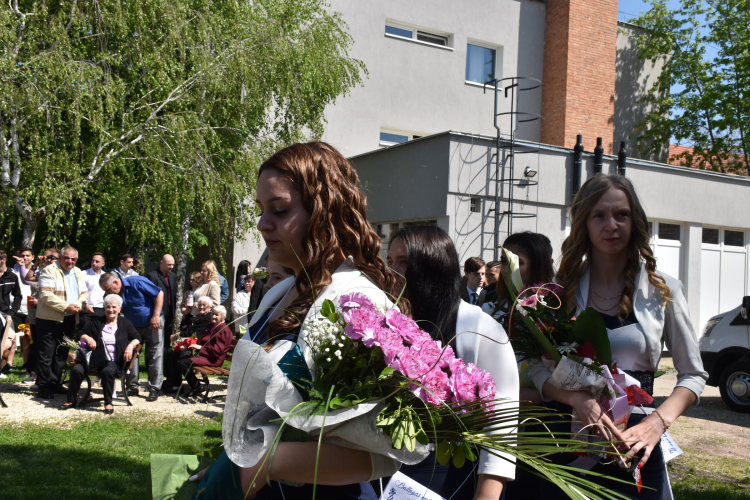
384, 19, 454, 51
379, 128, 426, 147
465, 38, 502, 88
649, 220, 683, 277
470, 197, 481, 213
701, 225, 749, 292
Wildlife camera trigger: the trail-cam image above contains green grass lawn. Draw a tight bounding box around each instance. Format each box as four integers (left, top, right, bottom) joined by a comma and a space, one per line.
0, 416, 222, 499
4, 346, 749, 499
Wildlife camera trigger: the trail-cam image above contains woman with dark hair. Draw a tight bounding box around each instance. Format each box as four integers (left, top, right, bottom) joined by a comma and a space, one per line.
527, 174, 707, 499
486, 231, 555, 317
190, 142, 407, 500
234, 260, 252, 292
387, 225, 519, 500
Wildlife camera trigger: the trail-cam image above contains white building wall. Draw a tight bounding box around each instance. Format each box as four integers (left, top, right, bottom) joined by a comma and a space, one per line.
353, 132, 750, 335
323, 0, 546, 157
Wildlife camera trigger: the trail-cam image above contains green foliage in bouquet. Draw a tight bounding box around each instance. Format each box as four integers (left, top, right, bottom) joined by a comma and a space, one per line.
497, 248, 614, 371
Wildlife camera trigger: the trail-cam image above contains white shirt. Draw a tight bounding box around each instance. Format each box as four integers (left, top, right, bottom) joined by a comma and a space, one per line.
12, 264, 31, 316
84, 268, 105, 308
455, 301, 519, 480
231, 290, 251, 333
113, 267, 138, 278
465, 284, 479, 304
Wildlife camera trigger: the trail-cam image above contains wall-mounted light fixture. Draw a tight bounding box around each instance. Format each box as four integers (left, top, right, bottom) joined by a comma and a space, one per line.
524, 166, 537, 178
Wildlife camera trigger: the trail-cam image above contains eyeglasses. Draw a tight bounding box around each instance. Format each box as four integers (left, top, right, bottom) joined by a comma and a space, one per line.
62, 256, 77, 261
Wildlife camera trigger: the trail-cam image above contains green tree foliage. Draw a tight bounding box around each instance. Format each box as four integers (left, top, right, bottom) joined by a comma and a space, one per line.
631, 0, 750, 175
0, 0, 366, 257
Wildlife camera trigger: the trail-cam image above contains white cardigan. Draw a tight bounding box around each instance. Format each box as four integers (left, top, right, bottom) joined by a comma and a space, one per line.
530, 263, 708, 403
244, 258, 395, 369
455, 301, 519, 480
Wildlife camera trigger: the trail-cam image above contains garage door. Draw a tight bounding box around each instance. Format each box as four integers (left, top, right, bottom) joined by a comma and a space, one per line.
700, 227, 748, 335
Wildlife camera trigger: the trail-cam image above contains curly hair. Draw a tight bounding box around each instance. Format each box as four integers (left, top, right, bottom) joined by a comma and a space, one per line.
261, 142, 408, 342
201, 261, 220, 284
556, 173, 670, 318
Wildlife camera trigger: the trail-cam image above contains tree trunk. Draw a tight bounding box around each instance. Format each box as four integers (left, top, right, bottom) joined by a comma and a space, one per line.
13, 195, 38, 248
172, 208, 192, 335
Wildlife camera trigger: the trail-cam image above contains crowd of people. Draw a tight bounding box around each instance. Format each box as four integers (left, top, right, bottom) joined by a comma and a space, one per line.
1, 141, 707, 500
0, 248, 292, 411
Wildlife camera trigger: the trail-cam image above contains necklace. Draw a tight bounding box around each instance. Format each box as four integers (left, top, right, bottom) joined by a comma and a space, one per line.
588, 293, 621, 313
589, 284, 623, 301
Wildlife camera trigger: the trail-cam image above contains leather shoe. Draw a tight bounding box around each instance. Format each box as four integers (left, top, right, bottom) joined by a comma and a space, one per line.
126, 388, 140, 397
103, 407, 114, 415
188, 384, 204, 398
146, 389, 160, 402
37, 391, 55, 400
59, 401, 77, 410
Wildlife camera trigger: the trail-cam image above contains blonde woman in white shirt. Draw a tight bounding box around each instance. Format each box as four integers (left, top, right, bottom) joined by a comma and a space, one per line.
193, 262, 221, 307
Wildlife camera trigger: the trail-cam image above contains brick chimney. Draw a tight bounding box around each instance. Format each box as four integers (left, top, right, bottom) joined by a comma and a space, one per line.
540, 0, 619, 153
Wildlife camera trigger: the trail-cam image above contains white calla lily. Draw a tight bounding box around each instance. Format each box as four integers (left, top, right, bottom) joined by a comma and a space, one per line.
501, 246, 524, 293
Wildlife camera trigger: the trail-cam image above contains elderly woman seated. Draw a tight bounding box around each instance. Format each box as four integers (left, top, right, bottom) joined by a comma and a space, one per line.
164, 304, 233, 397
60, 294, 141, 414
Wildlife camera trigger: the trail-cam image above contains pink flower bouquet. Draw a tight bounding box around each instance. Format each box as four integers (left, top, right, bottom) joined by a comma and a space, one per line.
301, 293, 496, 466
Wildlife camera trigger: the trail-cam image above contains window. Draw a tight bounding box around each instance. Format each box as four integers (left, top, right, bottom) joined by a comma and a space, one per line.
649, 221, 682, 280
379, 132, 408, 145
725, 230, 745, 247
385, 25, 412, 38
417, 31, 447, 46
466, 44, 496, 84
379, 129, 425, 146
702, 227, 719, 244
470, 198, 481, 213
384, 22, 452, 49
658, 223, 681, 241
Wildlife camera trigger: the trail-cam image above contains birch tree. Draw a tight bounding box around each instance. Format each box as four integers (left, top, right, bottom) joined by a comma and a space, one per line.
0, 0, 366, 250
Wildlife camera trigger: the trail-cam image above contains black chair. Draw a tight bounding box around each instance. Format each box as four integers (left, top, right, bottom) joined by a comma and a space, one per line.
68, 344, 143, 407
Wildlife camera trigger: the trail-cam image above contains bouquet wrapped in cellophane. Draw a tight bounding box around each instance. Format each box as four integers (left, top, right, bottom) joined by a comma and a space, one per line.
494, 248, 655, 486
223, 291, 634, 499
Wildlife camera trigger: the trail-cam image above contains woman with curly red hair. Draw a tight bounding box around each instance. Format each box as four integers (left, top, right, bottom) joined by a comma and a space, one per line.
190, 142, 406, 500
528, 173, 707, 499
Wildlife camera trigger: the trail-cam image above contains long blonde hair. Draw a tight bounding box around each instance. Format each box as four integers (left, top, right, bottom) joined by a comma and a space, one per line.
556, 174, 670, 317
201, 261, 220, 284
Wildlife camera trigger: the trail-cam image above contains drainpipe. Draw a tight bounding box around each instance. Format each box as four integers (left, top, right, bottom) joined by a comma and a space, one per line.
572, 135, 583, 200
593, 137, 603, 173
618, 141, 627, 176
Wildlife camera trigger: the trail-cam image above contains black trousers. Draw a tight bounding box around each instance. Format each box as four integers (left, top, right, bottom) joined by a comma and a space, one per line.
36, 317, 76, 394
164, 350, 199, 388
67, 361, 118, 405
25, 323, 38, 373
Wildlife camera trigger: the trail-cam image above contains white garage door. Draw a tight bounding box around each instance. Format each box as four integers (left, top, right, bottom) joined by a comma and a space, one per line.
700, 227, 748, 335
649, 221, 682, 281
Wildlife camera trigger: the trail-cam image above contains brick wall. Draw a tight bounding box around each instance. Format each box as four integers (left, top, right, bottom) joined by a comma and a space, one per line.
540, 0, 619, 153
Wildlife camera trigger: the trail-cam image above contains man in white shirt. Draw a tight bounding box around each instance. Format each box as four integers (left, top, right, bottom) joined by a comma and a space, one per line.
11, 246, 34, 374
82, 252, 107, 327
112, 252, 139, 278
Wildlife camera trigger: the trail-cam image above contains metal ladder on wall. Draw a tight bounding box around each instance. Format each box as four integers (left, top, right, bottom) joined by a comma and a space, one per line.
484, 76, 541, 261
